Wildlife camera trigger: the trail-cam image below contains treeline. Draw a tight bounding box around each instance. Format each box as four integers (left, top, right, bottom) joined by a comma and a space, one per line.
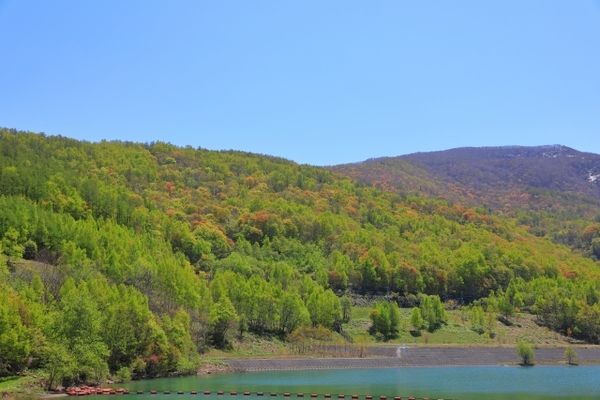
1, 128, 600, 384
0, 235, 345, 385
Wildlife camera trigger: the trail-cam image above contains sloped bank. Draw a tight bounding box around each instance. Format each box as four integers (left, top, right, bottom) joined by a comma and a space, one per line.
225, 346, 600, 371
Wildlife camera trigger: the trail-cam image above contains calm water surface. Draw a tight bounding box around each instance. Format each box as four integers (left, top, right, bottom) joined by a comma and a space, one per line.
121, 366, 600, 400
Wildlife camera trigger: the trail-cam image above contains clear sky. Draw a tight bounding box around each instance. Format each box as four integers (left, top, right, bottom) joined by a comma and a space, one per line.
1, 1, 599, 166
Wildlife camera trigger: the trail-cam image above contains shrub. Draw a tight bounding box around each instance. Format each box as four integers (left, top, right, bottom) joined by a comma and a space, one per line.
114, 367, 131, 383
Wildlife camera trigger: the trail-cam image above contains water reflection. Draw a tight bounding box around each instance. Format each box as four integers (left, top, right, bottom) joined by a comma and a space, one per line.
120, 365, 600, 400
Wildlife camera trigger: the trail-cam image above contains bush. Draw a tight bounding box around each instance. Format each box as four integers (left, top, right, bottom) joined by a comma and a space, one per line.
114, 367, 131, 383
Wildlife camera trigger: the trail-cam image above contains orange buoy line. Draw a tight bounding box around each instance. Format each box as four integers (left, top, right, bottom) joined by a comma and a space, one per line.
113, 390, 447, 400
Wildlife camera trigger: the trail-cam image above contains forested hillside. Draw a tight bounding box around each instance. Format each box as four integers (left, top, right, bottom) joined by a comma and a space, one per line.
1, 129, 600, 385
331, 145, 600, 261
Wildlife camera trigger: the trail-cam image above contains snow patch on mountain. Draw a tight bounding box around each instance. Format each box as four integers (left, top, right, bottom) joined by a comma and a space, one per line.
589, 166, 600, 183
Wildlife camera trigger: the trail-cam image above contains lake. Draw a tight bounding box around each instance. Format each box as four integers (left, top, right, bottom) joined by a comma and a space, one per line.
120, 366, 600, 400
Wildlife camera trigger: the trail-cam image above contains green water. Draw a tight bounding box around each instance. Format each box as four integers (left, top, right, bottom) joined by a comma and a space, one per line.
120, 366, 600, 400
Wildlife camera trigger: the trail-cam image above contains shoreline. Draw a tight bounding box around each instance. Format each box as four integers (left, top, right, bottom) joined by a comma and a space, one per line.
221, 346, 600, 372
21, 346, 600, 398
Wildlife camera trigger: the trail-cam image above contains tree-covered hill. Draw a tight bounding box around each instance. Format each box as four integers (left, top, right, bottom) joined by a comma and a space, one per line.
1, 129, 600, 385
331, 145, 600, 261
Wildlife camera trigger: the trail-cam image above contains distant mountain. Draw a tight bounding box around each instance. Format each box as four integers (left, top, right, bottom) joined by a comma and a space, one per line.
333, 145, 600, 206
331, 145, 600, 258
403, 145, 600, 203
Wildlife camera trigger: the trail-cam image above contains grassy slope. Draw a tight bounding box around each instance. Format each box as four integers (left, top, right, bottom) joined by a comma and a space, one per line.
204, 306, 577, 360
0, 374, 44, 399
344, 307, 573, 347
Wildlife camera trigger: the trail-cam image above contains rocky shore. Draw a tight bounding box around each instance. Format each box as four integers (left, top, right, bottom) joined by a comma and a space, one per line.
197, 362, 235, 375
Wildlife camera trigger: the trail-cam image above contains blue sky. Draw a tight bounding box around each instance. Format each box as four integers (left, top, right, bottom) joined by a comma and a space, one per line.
1, 1, 599, 166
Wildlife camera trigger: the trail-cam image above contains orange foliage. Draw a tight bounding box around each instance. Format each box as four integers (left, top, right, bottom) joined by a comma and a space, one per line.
245, 176, 259, 188
165, 181, 175, 195
560, 266, 578, 280
344, 206, 357, 214
254, 211, 270, 224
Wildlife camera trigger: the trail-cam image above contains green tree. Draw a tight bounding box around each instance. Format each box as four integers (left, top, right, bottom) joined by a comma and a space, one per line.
419, 295, 433, 328
0, 289, 31, 373
2, 227, 24, 259
431, 295, 447, 329
43, 342, 76, 389
564, 346, 578, 365
279, 290, 310, 334
498, 295, 514, 320
340, 295, 352, 322
23, 240, 38, 260
410, 307, 424, 331
516, 340, 534, 365
209, 297, 238, 348
306, 286, 342, 329
470, 305, 485, 334
162, 309, 200, 374
486, 311, 497, 334
53, 280, 109, 383
369, 301, 400, 340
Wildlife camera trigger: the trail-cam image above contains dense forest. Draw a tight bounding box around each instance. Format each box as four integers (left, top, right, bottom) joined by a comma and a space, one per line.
1, 129, 600, 386
331, 145, 600, 261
